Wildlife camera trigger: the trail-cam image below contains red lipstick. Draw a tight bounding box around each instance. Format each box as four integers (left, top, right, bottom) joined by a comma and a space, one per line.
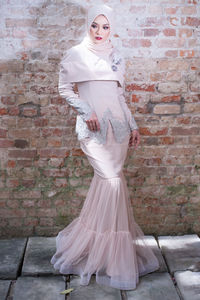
95, 37, 102, 40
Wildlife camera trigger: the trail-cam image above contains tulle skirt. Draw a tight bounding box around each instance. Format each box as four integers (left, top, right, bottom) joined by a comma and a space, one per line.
50, 123, 159, 290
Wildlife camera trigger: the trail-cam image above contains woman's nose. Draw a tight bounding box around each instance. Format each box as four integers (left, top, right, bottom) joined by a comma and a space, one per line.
96, 27, 102, 35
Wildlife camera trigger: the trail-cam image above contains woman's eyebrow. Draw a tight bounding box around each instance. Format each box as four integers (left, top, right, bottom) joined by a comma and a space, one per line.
92, 21, 110, 26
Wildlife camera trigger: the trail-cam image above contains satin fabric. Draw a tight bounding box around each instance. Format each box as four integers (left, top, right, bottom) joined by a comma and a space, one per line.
50, 4, 160, 291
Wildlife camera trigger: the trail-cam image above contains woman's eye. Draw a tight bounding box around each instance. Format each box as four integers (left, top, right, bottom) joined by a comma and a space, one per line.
91, 24, 97, 28
103, 26, 110, 30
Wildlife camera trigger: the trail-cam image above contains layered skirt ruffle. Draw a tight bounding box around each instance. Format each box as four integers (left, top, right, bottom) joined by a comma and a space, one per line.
50, 124, 159, 290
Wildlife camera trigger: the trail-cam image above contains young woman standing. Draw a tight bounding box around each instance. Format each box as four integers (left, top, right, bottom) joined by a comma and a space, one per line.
51, 4, 159, 290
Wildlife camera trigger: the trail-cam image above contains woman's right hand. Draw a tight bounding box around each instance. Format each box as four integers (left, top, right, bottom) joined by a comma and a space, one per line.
86, 112, 100, 131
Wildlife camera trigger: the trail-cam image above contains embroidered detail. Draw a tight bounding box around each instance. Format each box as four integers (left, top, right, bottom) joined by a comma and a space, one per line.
66, 97, 94, 121
75, 108, 131, 144
109, 50, 122, 72
129, 115, 139, 130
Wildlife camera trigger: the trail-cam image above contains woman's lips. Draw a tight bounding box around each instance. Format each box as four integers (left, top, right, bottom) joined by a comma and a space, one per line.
95, 37, 102, 40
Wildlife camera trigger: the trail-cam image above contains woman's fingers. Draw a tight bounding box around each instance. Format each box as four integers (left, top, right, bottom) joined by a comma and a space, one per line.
86, 118, 100, 131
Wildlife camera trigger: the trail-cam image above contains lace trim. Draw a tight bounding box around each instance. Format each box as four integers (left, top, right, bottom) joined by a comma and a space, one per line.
130, 115, 139, 130
75, 108, 131, 144
66, 97, 94, 121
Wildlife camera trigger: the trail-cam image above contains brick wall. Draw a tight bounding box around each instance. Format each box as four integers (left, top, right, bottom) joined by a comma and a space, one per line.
0, 0, 199, 237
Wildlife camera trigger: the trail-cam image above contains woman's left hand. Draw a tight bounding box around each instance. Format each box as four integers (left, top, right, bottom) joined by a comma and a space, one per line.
129, 129, 140, 149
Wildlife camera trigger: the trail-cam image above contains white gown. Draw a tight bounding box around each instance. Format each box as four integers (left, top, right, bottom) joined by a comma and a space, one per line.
50, 79, 160, 290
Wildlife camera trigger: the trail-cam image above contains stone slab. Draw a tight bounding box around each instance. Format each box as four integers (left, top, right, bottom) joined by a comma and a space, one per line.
175, 270, 200, 300
144, 235, 167, 272
0, 280, 11, 300
126, 272, 180, 300
0, 238, 27, 279
68, 275, 122, 299
158, 234, 200, 273
21, 237, 59, 276
13, 276, 65, 300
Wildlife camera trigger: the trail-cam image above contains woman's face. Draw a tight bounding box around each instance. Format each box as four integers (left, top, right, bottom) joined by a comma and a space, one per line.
89, 14, 110, 44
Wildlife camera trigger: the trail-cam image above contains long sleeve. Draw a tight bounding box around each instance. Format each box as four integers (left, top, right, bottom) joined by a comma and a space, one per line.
58, 60, 94, 121
118, 86, 138, 130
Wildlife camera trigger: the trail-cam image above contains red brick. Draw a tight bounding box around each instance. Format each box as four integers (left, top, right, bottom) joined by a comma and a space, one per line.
0, 140, 13, 147
47, 139, 62, 147
164, 7, 179, 15
143, 29, 160, 37
1, 96, 16, 105
179, 28, 193, 37
139, 127, 168, 136
13, 190, 41, 199
39, 218, 54, 226
171, 127, 199, 135
7, 160, 16, 168
71, 149, 85, 156
17, 160, 33, 167
157, 38, 184, 48
34, 118, 49, 127
6, 179, 20, 188
126, 84, 155, 92
176, 116, 191, 124
131, 95, 140, 103
39, 149, 70, 158
180, 50, 195, 57
24, 218, 39, 226
163, 28, 176, 36
41, 128, 63, 137
165, 50, 178, 57
8, 107, 20, 116
42, 168, 69, 177
183, 17, 200, 26
159, 137, 175, 145
0, 108, 8, 115
22, 107, 38, 117
161, 95, 181, 103
0, 129, 7, 138
9, 149, 37, 158
181, 6, 197, 14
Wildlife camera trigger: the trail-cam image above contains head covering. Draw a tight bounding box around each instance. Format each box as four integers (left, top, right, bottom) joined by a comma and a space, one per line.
81, 4, 114, 55
59, 4, 125, 87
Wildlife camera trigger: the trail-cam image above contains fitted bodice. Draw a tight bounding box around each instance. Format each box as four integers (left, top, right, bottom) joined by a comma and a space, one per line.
77, 80, 126, 122
75, 80, 132, 144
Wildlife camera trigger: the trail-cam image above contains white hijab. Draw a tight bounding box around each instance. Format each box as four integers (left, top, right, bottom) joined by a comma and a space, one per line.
81, 4, 114, 55
60, 4, 125, 87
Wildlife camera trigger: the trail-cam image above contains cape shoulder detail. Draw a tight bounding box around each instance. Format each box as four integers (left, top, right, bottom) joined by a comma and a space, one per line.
60, 43, 125, 87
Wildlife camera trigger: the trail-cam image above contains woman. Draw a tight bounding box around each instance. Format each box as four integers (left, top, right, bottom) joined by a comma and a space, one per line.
50, 4, 159, 290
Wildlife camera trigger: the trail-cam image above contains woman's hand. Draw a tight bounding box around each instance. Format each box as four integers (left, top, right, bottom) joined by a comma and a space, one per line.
86, 112, 100, 131
129, 129, 140, 149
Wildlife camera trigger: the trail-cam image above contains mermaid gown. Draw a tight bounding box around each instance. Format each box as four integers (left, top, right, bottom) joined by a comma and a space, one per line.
50, 80, 160, 290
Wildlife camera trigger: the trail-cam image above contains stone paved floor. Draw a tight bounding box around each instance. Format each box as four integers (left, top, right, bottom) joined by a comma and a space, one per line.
0, 234, 200, 300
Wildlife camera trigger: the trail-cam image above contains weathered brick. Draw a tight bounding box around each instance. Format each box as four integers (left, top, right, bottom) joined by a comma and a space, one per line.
184, 103, 200, 113
0, 139, 14, 147
9, 149, 37, 158
153, 104, 180, 114
0, 0, 199, 237
139, 127, 168, 136
171, 127, 199, 135
5, 18, 37, 27
157, 82, 187, 93
163, 28, 176, 36
126, 83, 155, 92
